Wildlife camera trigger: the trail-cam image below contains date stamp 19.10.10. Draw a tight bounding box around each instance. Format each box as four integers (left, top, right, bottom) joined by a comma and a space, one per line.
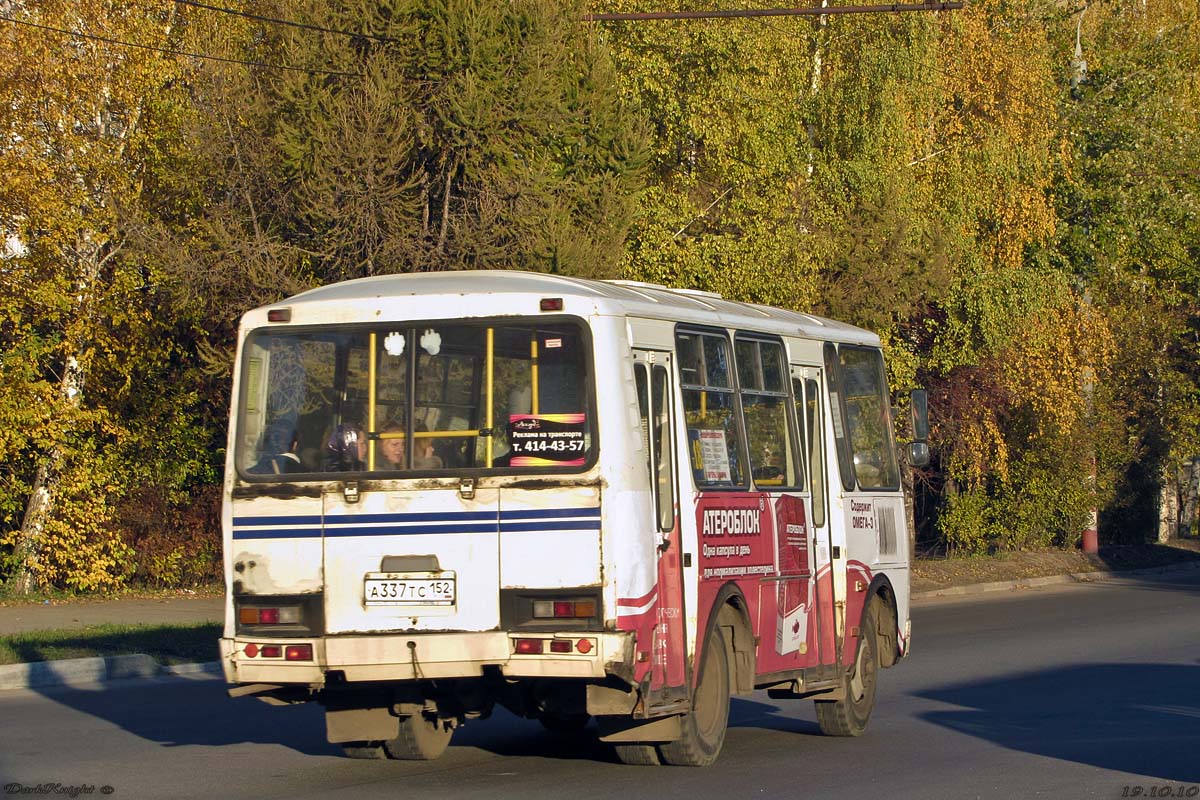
1122, 787, 1200, 798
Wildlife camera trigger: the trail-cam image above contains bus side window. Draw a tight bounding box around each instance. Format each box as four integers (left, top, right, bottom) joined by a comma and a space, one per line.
635, 362, 677, 534
651, 363, 676, 531
837, 346, 900, 490
795, 375, 827, 529
675, 331, 746, 487
736, 337, 798, 489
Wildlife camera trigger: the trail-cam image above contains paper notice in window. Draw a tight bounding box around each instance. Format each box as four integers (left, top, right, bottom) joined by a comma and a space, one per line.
698, 430, 731, 482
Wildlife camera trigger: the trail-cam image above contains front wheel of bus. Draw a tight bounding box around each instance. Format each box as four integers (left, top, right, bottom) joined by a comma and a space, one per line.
384, 713, 454, 760
816, 600, 879, 737
658, 623, 731, 767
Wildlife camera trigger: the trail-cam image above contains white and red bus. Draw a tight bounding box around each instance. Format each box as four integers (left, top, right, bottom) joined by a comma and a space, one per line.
220, 270, 928, 765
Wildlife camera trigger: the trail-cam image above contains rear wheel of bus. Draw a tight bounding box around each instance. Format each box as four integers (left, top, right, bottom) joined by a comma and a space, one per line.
385, 713, 454, 760
816, 600, 879, 737
658, 622, 731, 766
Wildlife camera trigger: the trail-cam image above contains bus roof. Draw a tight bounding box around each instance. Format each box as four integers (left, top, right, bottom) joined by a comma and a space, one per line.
271, 270, 880, 346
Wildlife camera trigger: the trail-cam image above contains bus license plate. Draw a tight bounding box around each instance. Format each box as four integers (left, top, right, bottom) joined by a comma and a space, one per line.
364, 573, 456, 606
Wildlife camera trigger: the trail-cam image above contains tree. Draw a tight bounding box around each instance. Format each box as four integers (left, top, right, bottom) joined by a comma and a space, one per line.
1053, 0, 1200, 541
0, 0, 217, 590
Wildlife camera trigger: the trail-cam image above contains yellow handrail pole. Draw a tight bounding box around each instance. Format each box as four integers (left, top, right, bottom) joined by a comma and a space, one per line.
368, 332, 377, 470
486, 327, 494, 466
531, 337, 539, 415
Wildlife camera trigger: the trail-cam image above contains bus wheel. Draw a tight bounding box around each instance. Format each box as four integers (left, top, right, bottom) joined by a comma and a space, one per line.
341, 742, 386, 759
816, 600, 879, 737
384, 713, 454, 760
614, 744, 661, 766
659, 623, 731, 766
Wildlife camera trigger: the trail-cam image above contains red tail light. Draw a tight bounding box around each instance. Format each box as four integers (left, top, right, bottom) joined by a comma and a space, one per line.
514, 638, 544, 655
550, 639, 572, 654
532, 598, 598, 619
285, 644, 313, 661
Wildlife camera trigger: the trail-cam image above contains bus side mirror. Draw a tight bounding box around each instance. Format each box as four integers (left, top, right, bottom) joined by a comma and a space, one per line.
908, 389, 929, 467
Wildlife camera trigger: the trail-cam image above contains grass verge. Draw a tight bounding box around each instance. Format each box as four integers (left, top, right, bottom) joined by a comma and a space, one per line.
0, 622, 221, 666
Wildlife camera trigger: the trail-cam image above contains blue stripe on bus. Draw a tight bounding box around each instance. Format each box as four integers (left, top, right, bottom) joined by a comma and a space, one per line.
324, 523, 500, 538
232, 515, 322, 527
325, 510, 498, 524
231, 528, 321, 540
500, 507, 601, 520
231, 507, 601, 540
501, 520, 602, 532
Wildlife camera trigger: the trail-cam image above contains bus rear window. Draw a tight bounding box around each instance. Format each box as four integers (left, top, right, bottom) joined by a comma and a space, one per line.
237, 321, 592, 477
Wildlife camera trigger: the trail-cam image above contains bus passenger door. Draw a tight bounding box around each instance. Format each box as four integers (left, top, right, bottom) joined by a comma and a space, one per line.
634, 350, 688, 698
792, 365, 839, 673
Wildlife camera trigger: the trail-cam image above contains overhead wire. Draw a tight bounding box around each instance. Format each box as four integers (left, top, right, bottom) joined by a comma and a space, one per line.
0, 11, 359, 77
172, 0, 400, 44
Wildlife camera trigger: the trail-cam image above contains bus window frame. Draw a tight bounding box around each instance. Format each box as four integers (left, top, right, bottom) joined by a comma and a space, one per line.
674, 324, 750, 492
733, 332, 803, 492
823, 342, 901, 493
234, 315, 599, 482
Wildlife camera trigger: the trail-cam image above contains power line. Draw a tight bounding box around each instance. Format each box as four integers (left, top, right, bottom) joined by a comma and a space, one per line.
173, 0, 400, 45
584, 3, 963, 22
0, 12, 359, 77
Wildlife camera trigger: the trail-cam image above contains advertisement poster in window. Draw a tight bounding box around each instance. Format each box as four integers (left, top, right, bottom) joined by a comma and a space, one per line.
508, 413, 586, 467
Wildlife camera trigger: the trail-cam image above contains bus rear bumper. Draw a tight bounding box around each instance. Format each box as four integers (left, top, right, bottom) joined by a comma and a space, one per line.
220, 631, 635, 686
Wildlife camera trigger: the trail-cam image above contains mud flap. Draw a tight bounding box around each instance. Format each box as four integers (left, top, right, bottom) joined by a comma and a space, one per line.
597, 714, 682, 743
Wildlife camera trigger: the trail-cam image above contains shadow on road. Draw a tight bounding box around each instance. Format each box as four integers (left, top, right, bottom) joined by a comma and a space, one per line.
917, 662, 1200, 782
34, 678, 341, 756
30, 677, 822, 765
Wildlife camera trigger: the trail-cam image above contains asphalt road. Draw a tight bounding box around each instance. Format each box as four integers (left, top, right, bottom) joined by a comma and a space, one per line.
2, 572, 1198, 800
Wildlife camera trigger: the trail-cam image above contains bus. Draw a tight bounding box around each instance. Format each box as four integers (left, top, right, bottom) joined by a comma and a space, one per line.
220, 270, 929, 766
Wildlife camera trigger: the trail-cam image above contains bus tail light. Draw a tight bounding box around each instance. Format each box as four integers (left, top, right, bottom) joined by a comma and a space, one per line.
514, 638, 544, 655
239, 606, 301, 625
532, 599, 596, 619
285, 644, 313, 661
241, 643, 311, 660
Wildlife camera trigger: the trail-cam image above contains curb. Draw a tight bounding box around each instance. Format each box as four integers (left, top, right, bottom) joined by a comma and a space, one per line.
911, 560, 1200, 602
0, 656, 221, 692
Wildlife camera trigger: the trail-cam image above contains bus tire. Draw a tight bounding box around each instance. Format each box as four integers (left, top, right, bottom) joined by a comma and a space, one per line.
384, 713, 453, 760
614, 743, 662, 766
341, 742, 386, 759
816, 600, 879, 737
658, 623, 730, 767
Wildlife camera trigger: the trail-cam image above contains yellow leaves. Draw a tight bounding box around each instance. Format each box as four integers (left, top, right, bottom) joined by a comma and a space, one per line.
0, 455, 134, 592
999, 296, 1115, 439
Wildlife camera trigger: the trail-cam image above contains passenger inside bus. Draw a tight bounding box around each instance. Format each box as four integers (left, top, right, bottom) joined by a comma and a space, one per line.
380, 421, 443, 470
249, 421, 305, 474
324, 423, 367, 471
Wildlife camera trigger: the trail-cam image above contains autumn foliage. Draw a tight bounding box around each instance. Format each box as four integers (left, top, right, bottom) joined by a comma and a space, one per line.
1, 0, 1198, 590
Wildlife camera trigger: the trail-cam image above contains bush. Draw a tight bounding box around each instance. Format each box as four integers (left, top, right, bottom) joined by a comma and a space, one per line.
118, 484, 222, 588
936, 488, 996, 556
